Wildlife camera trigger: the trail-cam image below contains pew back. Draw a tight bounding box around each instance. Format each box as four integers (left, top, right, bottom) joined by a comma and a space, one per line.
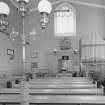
0, 88, 102, 95
29, 84, 97, 89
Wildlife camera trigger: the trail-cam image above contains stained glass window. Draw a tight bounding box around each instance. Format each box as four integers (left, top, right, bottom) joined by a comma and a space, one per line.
54, 3, 76, 36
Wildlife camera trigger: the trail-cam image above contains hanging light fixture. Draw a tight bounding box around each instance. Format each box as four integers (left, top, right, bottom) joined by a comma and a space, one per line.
17, 0, 30, 17
0, 1, 19, 41
38, 0, 52, 30
0, 2, 10, 31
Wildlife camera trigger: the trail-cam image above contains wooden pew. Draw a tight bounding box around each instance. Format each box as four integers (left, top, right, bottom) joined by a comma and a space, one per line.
0, 78, 103, 104
29, 79, 92, 83
0, 88, 103, 95
29, 95, 105, 104
29, 77, 96, 89
1, 95, 105, 104
0, 88, 21, 94
29, 82, 94, 89
29, 84, 97, 89
30, 77, 90, 82
0, 87, 104, 104
30, 81, 92, 83
31, 77, 89, 80
29, 81, 93, 85
0, 95, 21, 103
29, 78, 93, 84
29, 88, 103, 95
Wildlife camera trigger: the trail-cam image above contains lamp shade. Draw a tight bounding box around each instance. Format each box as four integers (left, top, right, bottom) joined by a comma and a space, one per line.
38, 0, 52, 14
0, 2, 10, 15
17, 0, 30, 3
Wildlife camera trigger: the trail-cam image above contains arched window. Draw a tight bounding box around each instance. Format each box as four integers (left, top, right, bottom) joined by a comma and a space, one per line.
54, 3, 76, 37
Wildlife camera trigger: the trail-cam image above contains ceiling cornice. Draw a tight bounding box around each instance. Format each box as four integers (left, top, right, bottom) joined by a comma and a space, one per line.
10, 0, 105, 13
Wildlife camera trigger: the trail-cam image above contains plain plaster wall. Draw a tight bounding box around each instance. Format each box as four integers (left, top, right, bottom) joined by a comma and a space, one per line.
0, 0, 22, 76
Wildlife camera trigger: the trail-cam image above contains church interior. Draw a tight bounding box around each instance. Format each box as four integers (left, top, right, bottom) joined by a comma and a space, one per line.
0, 0, 105, 105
